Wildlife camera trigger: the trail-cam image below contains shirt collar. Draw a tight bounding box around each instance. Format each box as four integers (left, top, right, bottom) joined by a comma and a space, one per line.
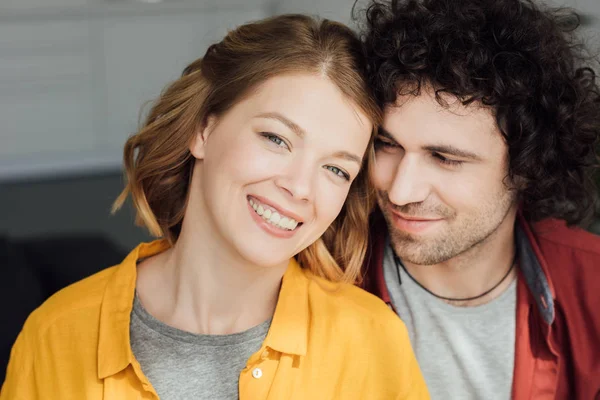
97, 240, 170, 379
515, 211, 556, 324
261, 258, 309, 356
97, 240, 309, 379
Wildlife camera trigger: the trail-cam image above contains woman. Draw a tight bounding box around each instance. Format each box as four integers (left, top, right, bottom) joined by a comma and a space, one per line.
1, 15, 428, 400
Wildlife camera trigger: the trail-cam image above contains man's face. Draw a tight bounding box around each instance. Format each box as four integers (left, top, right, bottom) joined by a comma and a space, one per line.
371, 89, 519, 265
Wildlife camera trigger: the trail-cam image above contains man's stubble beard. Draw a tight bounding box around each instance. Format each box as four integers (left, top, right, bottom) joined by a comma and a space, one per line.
378, 188, 518, 265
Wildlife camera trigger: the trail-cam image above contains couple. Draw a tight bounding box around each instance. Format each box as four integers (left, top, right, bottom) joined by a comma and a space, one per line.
3, 0, 600, 399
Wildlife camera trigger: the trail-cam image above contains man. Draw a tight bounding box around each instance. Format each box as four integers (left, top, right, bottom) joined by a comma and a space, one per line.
359, 0, 600, 398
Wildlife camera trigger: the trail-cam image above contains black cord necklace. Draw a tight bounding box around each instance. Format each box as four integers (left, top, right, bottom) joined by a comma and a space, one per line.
393, 251, 518, 302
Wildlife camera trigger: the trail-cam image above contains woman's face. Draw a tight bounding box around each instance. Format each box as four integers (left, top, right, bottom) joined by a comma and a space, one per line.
188, 73, 372, 267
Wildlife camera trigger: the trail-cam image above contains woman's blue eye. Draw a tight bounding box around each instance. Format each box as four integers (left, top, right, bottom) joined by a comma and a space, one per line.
269, 135, 284, 146
261, 133, 289, 150
325, 165, 350, 181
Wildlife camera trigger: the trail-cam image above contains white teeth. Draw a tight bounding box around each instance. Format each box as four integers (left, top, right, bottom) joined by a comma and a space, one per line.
269, 212, 281, 224
249, 197, 299, 231
279, 217, 290, 229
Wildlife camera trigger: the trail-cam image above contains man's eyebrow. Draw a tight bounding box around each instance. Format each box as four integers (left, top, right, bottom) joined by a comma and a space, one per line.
377, 127, 483, 161
424, 145, 483, 161
377, 127, 398, 142
255, 112, 305, 138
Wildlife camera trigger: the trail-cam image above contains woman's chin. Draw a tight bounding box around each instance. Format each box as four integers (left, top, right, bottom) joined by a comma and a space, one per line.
235, 242, 296, 270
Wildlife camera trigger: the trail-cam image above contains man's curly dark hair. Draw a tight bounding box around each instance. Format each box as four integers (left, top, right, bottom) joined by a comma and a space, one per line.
358, 0, 600, 226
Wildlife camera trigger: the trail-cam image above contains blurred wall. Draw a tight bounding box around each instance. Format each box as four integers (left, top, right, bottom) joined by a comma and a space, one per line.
0, 0, 273, 250
0, 0, 271, 182
1, 0, 599, 252
0, 173, 149, 250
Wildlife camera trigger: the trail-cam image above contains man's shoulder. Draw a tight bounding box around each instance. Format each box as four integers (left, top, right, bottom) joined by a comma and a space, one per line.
529, 220, 600, 389
527, 219, 599, 297
529, 219, 600, 317
531, 218, 600, 257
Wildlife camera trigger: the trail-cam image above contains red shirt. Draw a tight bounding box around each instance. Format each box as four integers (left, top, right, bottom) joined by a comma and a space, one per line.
362, 211, 600, 399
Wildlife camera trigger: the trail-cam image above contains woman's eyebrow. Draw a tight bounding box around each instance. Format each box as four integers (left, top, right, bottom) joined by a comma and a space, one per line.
255, 112, 305, 138
332, 151, 362, 165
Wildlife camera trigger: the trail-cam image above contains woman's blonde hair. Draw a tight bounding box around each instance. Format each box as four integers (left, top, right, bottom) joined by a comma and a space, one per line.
113, 14, 381, 284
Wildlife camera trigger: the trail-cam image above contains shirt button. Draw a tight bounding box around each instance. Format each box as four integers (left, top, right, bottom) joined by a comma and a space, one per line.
252, 368, 263, 379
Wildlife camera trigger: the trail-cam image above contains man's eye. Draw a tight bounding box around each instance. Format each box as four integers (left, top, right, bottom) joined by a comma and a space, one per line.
434, 153, 463, 167
324, 165, 350, 181
374, 137, 399, 150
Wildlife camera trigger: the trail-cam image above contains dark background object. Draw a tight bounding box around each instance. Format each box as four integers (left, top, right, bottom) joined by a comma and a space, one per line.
0, 172, 150, 250
0, 234, 126, 385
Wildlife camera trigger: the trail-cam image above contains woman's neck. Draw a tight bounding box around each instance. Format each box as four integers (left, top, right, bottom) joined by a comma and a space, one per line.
136, 218, 288, 335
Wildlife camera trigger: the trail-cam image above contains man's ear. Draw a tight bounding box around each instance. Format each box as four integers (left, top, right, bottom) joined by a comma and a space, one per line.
190, 115, 217, 160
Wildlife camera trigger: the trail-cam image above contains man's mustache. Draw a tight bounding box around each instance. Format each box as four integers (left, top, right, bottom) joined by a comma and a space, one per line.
377, 190, 455, 219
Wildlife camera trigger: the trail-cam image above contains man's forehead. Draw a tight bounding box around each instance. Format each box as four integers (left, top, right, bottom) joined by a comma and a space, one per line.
382, 94, 500, 139
386, 90, 494, 116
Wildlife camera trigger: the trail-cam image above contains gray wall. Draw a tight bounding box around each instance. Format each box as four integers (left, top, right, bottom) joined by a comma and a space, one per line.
0, 173, 150, 250
1, 0, 599, 251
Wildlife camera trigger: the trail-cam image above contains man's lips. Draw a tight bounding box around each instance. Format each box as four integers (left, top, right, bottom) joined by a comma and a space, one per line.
389, 209, 444, 234
390, 210, 443, 222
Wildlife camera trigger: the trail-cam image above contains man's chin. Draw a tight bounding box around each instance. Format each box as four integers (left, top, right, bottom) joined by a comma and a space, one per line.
394, 248, 452, 266
389, 230, 457, 265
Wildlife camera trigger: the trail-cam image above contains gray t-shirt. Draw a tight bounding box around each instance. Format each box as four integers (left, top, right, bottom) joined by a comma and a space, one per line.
383, 241, 516, 400
130, 295, 271, 400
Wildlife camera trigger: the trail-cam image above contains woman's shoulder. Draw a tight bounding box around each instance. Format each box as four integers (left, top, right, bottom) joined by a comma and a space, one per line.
25, 265, 118, 334
304, 270, 406, 334
26, 241, 156, 332
301, 270, 428, 398
2, 264, 130, 398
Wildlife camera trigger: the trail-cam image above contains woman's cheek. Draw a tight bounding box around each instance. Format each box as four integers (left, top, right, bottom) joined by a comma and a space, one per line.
315, 178, 349, 223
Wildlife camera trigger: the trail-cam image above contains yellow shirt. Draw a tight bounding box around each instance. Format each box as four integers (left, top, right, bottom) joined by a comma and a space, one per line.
1, 240, 428, 400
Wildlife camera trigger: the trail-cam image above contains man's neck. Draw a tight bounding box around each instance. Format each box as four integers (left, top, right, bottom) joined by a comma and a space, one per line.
399, 214, 518, 307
